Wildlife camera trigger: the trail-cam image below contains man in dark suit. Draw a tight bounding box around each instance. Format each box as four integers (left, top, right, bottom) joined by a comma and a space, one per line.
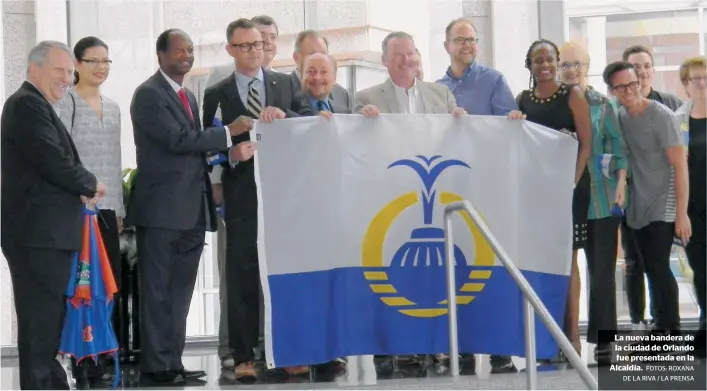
1, 41, 104, 390
290, 30, 352, 112
128, 28, 254, 387
202, 18, 313, 381
298, 53, 352, 115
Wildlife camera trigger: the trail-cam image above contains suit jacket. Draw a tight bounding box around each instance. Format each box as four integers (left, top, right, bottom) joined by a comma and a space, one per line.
202, 69, 313, 222
289, 71, 353, 113
296, 90, 351, 114
127, 71, 228, 232
1, 82, 97, 251
353, 78, 458, 114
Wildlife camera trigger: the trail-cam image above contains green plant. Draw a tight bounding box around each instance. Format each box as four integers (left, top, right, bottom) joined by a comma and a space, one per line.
121, 167, 137, 213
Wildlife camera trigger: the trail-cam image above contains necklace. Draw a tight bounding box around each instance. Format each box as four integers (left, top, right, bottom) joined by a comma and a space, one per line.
530, 83, 569, 104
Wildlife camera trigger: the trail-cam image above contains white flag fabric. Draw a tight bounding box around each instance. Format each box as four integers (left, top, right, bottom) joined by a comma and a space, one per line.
253, 114, 577, 368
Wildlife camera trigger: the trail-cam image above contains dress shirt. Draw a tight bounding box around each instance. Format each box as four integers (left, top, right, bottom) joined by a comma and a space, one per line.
159, 70, 232, 188
392, 78, 423, 114
436, 61, 517, 115
159, 69, 232, 149
211, 69, 267, 184
234, 68, 266, 109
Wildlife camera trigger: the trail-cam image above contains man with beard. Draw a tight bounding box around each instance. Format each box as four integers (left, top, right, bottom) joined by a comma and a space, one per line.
299, 53, 351, 114
289, 30, 352, 112
128, 28, 254, 387
437, 18, 521, 119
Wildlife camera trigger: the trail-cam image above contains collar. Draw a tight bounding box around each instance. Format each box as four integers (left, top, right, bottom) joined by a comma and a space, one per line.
391, 77, 418, 94
159, 69, 182, 93
294, 68, 302, 81
234, 67, 264, 86
445, 61, 477, 80
26, 80, 53, 103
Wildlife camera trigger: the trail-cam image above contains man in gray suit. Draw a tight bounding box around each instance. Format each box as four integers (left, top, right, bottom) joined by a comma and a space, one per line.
355, 31, 465, 374
354, 31, 464, 117
290, 30, 352, 112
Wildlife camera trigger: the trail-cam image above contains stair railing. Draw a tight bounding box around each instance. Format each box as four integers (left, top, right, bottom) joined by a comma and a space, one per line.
443, 200, 598, 390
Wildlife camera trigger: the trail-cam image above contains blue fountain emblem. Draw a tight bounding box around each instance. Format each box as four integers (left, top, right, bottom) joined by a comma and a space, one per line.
386, 155, 471, 306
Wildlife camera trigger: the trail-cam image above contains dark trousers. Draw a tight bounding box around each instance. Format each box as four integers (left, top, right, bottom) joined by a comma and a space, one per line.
72, 209, 122, 380
628, 221, 681, 331
225, 217, 260, 366
686, 209, 706, 331
136, 208, 205, 374
3, 241, 73, 390
621, 220, 656, 323
585, 216, 620, 344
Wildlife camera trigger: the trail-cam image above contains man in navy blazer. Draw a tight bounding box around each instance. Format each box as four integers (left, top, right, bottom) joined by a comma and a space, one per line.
202, 18, 313, 381
128, 28, 254, 387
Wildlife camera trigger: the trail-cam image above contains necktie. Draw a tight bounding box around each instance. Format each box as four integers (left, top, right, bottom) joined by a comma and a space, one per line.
177, 88, 194, 121
317, 100, 329, 112
246, 79, 263, 118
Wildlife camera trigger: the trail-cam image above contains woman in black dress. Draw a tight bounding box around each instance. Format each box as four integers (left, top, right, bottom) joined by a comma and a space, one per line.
516, 39, 592, 354
677, 56, 706, 357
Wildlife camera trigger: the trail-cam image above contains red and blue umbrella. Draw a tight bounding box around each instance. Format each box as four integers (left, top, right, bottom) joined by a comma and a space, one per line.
58, 206, 120, 388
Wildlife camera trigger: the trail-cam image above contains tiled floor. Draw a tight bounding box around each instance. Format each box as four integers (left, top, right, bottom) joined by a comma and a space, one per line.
0, 339, 606, 390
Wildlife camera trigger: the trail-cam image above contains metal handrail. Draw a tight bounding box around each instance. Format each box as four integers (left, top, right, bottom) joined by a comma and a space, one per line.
443, 200, 598, 390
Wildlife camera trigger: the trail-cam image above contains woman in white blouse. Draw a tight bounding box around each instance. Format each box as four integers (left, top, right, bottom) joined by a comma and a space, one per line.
55, 36, 123, 388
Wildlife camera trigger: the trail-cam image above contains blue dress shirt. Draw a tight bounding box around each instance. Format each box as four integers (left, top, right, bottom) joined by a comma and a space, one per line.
436, 62, 517, 116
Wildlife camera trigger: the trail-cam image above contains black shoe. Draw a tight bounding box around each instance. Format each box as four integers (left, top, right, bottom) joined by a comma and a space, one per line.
460, 354, 476, 375
174, 369, 206, 379
140, 372, 186, 387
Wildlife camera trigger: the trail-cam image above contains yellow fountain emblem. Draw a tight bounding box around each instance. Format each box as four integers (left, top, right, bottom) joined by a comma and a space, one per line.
360, 156, 495, 318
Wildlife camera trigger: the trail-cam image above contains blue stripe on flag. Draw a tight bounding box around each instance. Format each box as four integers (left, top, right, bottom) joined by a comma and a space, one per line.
267, 266, 568, 367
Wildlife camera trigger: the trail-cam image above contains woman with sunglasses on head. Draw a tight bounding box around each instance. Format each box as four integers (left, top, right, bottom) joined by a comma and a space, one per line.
516, 39, 592, 359
558, 42, 628, 362
54, 36, 123, 387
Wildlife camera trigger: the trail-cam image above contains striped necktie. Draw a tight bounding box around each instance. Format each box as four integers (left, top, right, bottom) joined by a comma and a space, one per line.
246, 79, 263, 118
317, 100, 329, 112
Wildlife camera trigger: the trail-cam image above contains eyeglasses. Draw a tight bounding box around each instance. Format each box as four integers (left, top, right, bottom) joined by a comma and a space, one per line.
230, 41, 264, 52
688, 76, 707, 84
560, 61, 587, 70
451, 37, 479, 46
611, 81, 640, 94
80, 59, 112, 67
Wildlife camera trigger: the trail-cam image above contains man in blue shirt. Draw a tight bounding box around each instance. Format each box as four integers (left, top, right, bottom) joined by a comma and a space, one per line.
437, 18, 520, 118
436, 17, 521, 374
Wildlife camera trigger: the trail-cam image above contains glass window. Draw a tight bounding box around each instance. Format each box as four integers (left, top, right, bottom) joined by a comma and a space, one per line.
654, 69, 689, 100
354, 66, 388, 92
604, 10, 700, 65
570, 9, 700, 99
571, 10, 702, 326
588, 75, 607, 95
